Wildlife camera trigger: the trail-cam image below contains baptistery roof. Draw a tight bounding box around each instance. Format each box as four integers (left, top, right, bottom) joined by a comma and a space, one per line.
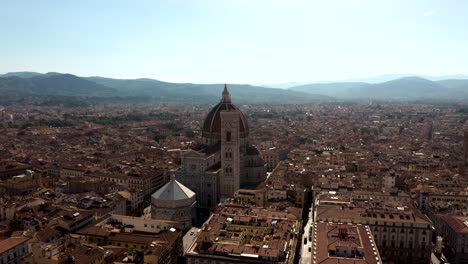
151, 176, 195, 201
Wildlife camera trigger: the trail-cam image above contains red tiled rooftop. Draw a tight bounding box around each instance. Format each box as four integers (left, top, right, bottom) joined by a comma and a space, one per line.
0, 237, 30, 254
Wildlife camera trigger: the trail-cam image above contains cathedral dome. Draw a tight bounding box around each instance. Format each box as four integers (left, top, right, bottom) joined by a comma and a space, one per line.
202, 85, 249, 139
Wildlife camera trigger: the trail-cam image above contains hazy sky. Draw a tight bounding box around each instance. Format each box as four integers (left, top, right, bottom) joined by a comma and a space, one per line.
2, 0, 467, 83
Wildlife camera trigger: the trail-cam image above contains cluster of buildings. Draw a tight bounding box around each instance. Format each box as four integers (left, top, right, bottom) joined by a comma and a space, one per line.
186, 201, 301, 264
1, 89, 468, 263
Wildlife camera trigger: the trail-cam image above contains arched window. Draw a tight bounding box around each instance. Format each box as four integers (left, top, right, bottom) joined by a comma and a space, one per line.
226, 131, 231, 142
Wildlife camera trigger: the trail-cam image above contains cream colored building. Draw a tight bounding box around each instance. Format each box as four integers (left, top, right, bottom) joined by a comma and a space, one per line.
151, 175, 196, 229
314, 192, 433, 264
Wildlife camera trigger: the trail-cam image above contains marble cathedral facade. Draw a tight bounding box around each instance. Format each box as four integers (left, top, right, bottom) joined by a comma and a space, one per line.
176, 86, 266, 208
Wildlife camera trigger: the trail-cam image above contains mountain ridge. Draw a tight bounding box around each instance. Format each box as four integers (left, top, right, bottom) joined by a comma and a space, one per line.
3, 71, 468, 102
0, 73, 331, 103
289, 76, 468, 99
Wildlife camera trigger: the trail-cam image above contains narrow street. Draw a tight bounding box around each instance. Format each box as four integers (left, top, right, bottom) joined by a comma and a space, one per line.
300, 205, 313, 264
431, 252, 441, 264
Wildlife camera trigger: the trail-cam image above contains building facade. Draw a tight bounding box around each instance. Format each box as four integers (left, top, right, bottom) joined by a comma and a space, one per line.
464, 131, 468, 166
0, 170, 41, 196
314, 191, 433, 264
176, 86, 266, 208
0, 237, 30, 264
151, 175, 196, 229
439, 215, 468, 264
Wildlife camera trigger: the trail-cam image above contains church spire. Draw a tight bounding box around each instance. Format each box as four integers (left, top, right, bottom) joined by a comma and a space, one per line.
221, 83, 231, 103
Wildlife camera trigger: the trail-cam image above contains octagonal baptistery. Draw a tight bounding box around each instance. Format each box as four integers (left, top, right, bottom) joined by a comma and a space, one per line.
151, 175, 196, 229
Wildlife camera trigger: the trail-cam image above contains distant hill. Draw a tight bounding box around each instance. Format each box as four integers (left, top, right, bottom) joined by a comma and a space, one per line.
0, 71, 43, 78
0, 76, 36, 95
251, 82, 310, 89
259, 74, 468, 88
351, 77, 445, 99
4, 71, 468, 102
290, 82, 369, 97
437, 79, 468, 90
0, 73, 332, 103
87, 77, 332, 102
290, 77, 468, 100
31, 74, 117, 96
318, 74, 468, 83
0, 74, 116, 96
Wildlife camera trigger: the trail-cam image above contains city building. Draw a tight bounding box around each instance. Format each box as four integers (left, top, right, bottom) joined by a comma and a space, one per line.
464, 131, 468, 166
0, 169, 41, 195
261, 147, 288, 171
0, 198, 16, 221
0, 162, 31, 180
77, 214, 183, 264
314, 191, 433, 264
0, 236, 30, 264
151, 175, 196, 229
99, 171, 161, 200
118, 188, 145, 213
0, 106, 5, 123
177, 86, 266, 208
55, 209, 94, 232
310, 222, 382, 264
185, 201, 300, 264
439, 215, 468, 264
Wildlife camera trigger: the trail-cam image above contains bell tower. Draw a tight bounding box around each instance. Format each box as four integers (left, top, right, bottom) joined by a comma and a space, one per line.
219, 85, 241, 198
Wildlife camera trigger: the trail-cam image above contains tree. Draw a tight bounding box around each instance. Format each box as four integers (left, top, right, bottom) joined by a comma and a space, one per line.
185, 130, 195, 138
154, 133, 167, 142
